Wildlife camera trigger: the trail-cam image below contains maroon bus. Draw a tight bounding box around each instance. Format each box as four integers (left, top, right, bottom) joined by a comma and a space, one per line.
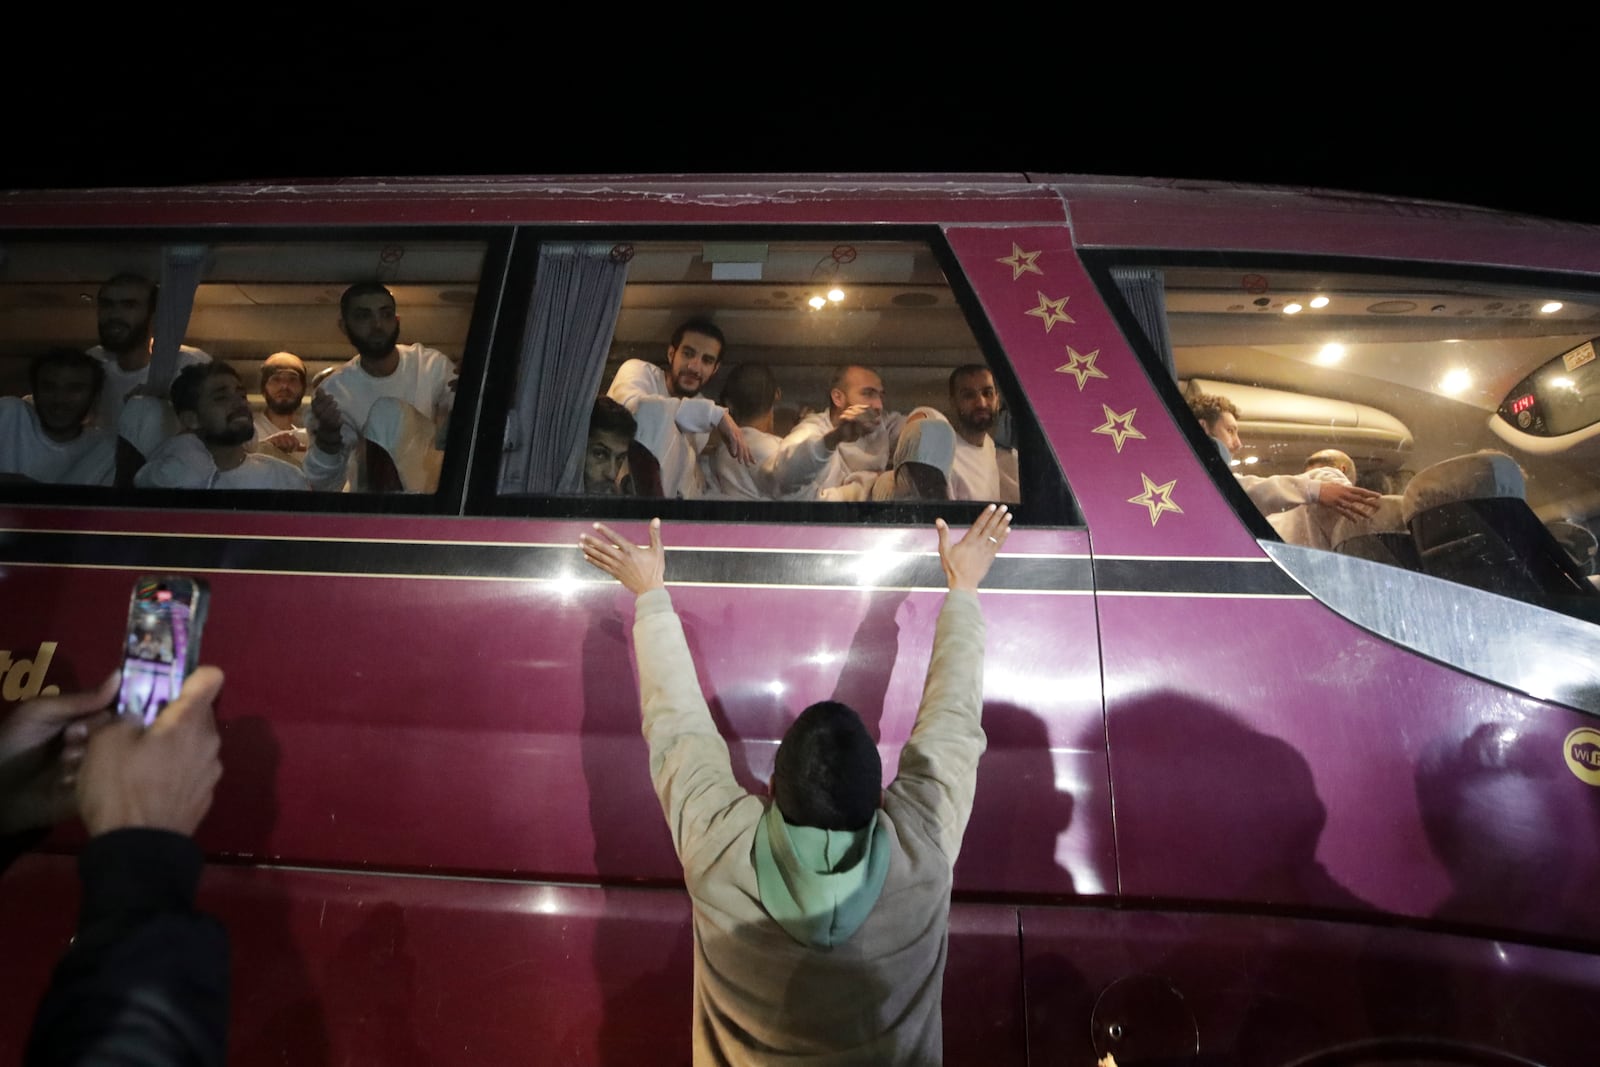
2, 174, 1599, 1065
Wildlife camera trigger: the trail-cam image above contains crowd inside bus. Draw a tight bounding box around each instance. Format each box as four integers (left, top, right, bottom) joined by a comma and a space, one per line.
7, 268, 1599, 604
1, 273, 1025, 508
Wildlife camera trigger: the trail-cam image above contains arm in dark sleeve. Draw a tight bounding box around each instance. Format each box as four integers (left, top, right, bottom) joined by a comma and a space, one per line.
25, 829, 229, 1067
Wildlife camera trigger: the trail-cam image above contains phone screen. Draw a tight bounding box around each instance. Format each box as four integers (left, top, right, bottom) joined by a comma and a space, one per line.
116, 576, 208, 726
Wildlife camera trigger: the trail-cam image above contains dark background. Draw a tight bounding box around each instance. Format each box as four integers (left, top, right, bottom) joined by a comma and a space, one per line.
5, 29, 1590, 225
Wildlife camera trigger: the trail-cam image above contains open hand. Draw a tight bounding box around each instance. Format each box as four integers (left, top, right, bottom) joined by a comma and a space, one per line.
310, 391, 345, 452
1316, 482, 1382, 521
719, 412, 753, 466
261, 430, 303, 453
936, 504, 1012, 592
831, 404, 877, 445
580, 519, 667, 596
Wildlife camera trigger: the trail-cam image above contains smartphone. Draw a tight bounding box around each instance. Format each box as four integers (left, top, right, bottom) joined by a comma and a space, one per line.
115, 575, 210, 726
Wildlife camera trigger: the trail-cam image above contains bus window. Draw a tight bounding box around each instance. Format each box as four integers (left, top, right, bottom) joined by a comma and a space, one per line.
0, 238, 488, 500
1115, 261, 1600, 623
490, 237, 1071, 523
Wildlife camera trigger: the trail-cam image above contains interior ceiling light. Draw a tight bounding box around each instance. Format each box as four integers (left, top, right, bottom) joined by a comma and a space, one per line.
1551, 376, 1576, 389
1243, 455, 1260, 465
1309, 296, 1330, 309
1283, 302, 1303, 315
806, 245, 856, 311
1314, 343, 1346, 365
1440, 368, 1472, 395
1541, 301, 1564, 314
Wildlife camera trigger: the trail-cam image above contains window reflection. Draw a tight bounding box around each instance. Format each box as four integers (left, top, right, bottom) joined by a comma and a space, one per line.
1152, 264, 1600, 619
0, 241, 484, 497
498, 239, 1025, 510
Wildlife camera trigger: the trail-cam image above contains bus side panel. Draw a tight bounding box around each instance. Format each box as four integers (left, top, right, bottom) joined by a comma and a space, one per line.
945, 228, 1600, 948
1098, 592, 1600, 945
1, 516, 1108, 895
1020, 905, 1600, 1066
0, 552, 678, 880
0, 856, 1026, 1066
0, 513, 1097, 1064
945, 225, 1260, 558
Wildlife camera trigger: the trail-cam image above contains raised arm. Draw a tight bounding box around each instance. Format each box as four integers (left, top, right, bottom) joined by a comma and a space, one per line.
604, 359, 666, 415
890, 504, 1011, 858
579, 520, 749, 863
303, 388, 355, 492
743, 413, 871, 498
937, 502, 1011, 591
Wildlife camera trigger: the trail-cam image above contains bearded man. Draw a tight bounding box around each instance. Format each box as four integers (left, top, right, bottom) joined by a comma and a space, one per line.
86, 273, 211, 429
134, 363, 307, 490
252, 351, 311, 466
303, 283, 456, 492
945, 364, 1019, 503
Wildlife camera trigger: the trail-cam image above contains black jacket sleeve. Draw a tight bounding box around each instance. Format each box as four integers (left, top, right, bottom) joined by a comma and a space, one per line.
25, 829, 229, 1067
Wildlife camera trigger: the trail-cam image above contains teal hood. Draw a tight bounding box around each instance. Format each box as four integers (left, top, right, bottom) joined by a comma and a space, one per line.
752, 801, 891, 949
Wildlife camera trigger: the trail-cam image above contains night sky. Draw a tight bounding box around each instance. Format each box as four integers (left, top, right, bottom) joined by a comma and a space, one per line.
4, 32, 1591, 226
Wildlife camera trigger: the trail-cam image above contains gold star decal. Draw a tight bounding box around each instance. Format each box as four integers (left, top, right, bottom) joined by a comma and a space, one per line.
997, 243, 1043, 281
1025, 291, 1074, 332
1055, 347, 1108, 390
1092, 405, 1146, 453
1128, 473, 1183, 526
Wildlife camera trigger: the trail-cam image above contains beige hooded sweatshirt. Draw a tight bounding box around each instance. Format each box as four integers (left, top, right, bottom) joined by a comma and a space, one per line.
631, 587, 988, 1065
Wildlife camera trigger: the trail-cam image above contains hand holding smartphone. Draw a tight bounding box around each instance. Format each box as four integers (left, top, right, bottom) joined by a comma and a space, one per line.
115, 575, 209, 726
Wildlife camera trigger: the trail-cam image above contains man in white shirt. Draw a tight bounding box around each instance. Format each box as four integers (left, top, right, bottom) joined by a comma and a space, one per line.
820, 416, 958, 502
788, 364, 906, 493
1190, 393, 1379, 522
86, 273, 211, 431
135, 363, 307, 491
303, 283, 456, 492
707, 363, 873, 499
605, 317, 751, 499
945, 364, 1020, 504
1269, 449, 1363, 549
0, 348, 115, 485
251, 352, 310, 467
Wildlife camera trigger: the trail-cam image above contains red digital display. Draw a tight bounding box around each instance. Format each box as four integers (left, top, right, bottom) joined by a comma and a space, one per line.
1510, 393, 1537, 415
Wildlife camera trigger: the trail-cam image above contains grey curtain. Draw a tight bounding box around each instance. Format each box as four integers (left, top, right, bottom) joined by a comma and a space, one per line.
148, 245, 208, 393
498, 243, 630, 494
1109, 266, 1176, 380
